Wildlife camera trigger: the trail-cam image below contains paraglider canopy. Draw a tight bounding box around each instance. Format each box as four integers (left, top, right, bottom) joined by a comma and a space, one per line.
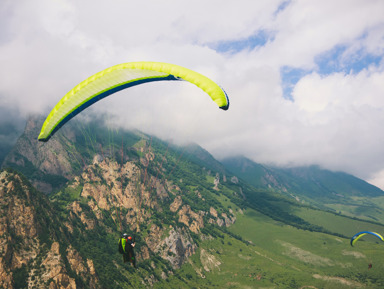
38, 61, 229, 142
350, 231, 384, 246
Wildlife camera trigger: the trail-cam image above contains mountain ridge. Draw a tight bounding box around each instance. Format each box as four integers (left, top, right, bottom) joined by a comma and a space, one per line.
2, 116, 384, 288
221, 155, 384, 222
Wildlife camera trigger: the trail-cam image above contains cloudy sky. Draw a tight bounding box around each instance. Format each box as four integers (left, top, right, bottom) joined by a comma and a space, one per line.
1, 0, 384, 188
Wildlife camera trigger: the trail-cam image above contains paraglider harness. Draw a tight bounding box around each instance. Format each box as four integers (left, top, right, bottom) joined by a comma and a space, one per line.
118, 238, 124, 254
118, 234, 136, 267
118, 236, 125, 254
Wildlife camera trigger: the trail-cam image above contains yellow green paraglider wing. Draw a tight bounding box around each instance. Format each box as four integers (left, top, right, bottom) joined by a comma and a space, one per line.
38, 61, 229, 142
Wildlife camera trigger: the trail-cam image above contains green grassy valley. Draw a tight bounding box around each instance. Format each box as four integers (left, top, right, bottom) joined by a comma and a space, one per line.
148, 205, 384, 288
227, 208, 384, 288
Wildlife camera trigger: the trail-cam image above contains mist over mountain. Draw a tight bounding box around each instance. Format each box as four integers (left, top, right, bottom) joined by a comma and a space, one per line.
0, 107, 25, 166
222, 156, 384, 222
222, 156, 384, 197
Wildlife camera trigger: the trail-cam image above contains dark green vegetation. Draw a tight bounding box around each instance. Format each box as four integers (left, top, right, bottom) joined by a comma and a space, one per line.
3, 117, 384, 288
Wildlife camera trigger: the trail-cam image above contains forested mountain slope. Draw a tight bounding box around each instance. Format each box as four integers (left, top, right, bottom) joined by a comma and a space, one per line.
1, 117, 384, 288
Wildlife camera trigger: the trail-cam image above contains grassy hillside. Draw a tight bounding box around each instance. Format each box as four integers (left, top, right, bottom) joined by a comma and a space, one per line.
222, 156, 384, 223
227, 208, 384, 288
146, 205, 384, 288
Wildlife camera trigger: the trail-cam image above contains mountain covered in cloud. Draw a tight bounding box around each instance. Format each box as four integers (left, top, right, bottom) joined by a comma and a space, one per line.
2, 116, 384, 288
2, 1, 384, 190
222, 156, 384, 222
1, 1, 384, 286
0, 109, 25, 167
3, 116, 384, 220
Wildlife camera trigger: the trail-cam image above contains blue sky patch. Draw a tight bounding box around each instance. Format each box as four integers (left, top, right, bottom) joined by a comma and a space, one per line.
274, 0, 291, 17
315, 44, 382, 75
280, 67, 308, 100
281, 45, 382, 100
210, 30, 272, 54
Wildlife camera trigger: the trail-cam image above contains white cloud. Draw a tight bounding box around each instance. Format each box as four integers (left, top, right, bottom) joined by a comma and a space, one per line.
1, 0, 384, 189
255, 0, 384, 68
368, 169, 384, 190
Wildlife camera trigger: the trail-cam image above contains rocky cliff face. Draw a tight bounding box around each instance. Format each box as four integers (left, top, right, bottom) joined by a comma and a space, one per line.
1, 117, 240, 288
2, 117, 82, 193
63, 154, 236, 270
0, 169, 100, 289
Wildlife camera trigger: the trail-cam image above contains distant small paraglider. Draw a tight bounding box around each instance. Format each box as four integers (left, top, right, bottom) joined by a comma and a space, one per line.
350, 231, 383, 270
350, 231, 384, 247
